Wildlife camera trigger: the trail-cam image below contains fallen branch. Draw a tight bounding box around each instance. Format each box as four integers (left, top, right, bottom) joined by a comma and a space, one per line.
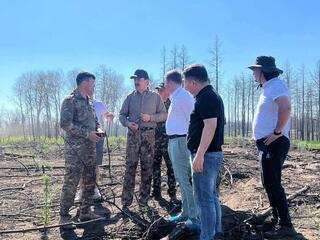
0, 217, 106, 235
11, 158, 30, 175
261, 186, 310, 217
0, 187, 24, 192
4, 153, 35, 158
0, 165, 65, 170
223, 165, 234, 185
0, 173, 64, 178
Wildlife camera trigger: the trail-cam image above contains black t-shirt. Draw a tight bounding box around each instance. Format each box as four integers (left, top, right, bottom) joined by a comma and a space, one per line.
187, 85, 225, 153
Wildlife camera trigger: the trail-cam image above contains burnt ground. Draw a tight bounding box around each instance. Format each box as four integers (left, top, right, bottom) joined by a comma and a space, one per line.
0, 140, 319, 240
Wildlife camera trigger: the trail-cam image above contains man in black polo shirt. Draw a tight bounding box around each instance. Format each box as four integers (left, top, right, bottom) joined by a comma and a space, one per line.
184, 64, 225, 240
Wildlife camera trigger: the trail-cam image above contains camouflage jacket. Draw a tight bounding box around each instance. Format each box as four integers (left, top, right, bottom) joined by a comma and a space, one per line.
119, 89, 167, 129
156, 99, 170, 136
60, 89, 99, 142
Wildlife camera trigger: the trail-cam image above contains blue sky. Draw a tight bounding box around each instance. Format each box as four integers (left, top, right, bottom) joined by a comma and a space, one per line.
1, 0, 319, 108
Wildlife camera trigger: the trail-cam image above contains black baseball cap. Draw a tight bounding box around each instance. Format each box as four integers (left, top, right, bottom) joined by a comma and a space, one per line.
130, 69, 149, 80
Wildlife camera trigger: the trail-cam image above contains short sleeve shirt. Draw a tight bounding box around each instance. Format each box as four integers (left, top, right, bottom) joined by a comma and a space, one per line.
187, 85, 225, 153
252, 77, 291, 140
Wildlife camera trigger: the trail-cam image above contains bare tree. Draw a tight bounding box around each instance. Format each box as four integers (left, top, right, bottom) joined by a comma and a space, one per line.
227, 85, 231, 137
21, 72, 37, 139
12, 80, 26, 138
44, 70, 64, 138
179, 45, 191, 70
283, 61, 293, 137
283, 61, 293, 87
300, 65, 306, 140
169, 44, 179, 70
240, 74, 246, 137
34, 72, 46, 137
209, 35, 223, 92
311, 60, 320, 140
160, 46, 167, 81
65, 68, 81, 92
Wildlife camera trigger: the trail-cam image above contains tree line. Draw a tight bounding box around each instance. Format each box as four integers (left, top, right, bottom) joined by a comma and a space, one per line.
158, 38, 320, 142
1, 36, 319, 141
1, 66, 126, 139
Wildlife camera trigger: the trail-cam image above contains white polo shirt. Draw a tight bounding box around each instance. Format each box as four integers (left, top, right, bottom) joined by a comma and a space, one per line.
252, 77, 291, 140
166, 87, 195, 136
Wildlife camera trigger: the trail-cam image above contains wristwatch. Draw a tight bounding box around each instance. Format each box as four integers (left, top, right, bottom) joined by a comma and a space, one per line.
273, 130, 282, 135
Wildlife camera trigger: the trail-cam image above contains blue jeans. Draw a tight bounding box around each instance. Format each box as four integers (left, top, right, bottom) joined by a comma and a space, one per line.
168, 137, 199, 221
192, 152, 223, 240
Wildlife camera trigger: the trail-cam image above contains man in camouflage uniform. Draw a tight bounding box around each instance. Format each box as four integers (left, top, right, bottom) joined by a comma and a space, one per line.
59, 72, 102, 224
152, 83, 177, 201
119, 69, 167, 209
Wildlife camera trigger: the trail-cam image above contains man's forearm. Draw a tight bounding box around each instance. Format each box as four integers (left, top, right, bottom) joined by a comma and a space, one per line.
196, 119, 217, 156
150, 112, 167, 123
275, 107, 291, 132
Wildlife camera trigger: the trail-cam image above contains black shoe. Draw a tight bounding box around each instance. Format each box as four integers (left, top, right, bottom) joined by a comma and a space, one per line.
248, 213, 278, 232
261, 215, 278, 232
264, 226, 297, 239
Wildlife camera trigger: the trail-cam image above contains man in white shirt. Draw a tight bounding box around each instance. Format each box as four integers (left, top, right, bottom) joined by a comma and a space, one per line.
249, 56, 296, 239
164, 69, 199, 227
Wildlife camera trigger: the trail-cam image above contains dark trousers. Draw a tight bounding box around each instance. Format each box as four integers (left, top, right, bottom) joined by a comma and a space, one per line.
152, 134, 176, 197
256, 136, 292, 227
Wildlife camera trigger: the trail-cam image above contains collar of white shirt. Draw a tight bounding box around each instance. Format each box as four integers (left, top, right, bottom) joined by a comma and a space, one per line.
262, 77, 278, 88
169, 86, 182, 100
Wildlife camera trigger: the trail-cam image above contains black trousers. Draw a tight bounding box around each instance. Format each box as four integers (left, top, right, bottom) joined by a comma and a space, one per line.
256, 136, 292, 227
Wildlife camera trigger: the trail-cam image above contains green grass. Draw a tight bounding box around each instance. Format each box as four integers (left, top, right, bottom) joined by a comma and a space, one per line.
0, 135, 64, 146
224, 136, 320, 151
0, 135, 126, 151
108, 135, 126, 149
1, 135, 319, 151
292, 140, 320, 151
224, 136, 253, 146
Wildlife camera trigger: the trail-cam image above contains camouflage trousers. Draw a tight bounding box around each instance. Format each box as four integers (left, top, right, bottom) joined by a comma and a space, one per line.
60, 139, 96, 215
121, 129, 155, 206
152, 133, 176, 197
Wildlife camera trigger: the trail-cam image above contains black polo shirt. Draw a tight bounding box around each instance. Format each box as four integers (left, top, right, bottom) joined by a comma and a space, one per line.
187, 85, 225, 154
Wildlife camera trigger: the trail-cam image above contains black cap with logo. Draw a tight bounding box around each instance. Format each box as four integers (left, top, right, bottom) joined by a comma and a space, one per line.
130, 69, 149, 80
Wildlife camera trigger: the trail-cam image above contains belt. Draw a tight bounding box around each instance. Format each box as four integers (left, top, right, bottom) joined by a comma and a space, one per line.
139, 127, 155, 131
168, 134, 187, 139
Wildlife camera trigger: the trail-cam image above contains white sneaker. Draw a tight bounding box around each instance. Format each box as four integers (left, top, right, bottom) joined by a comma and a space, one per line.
74, 189, 83, 204
93, 187, 102, 200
